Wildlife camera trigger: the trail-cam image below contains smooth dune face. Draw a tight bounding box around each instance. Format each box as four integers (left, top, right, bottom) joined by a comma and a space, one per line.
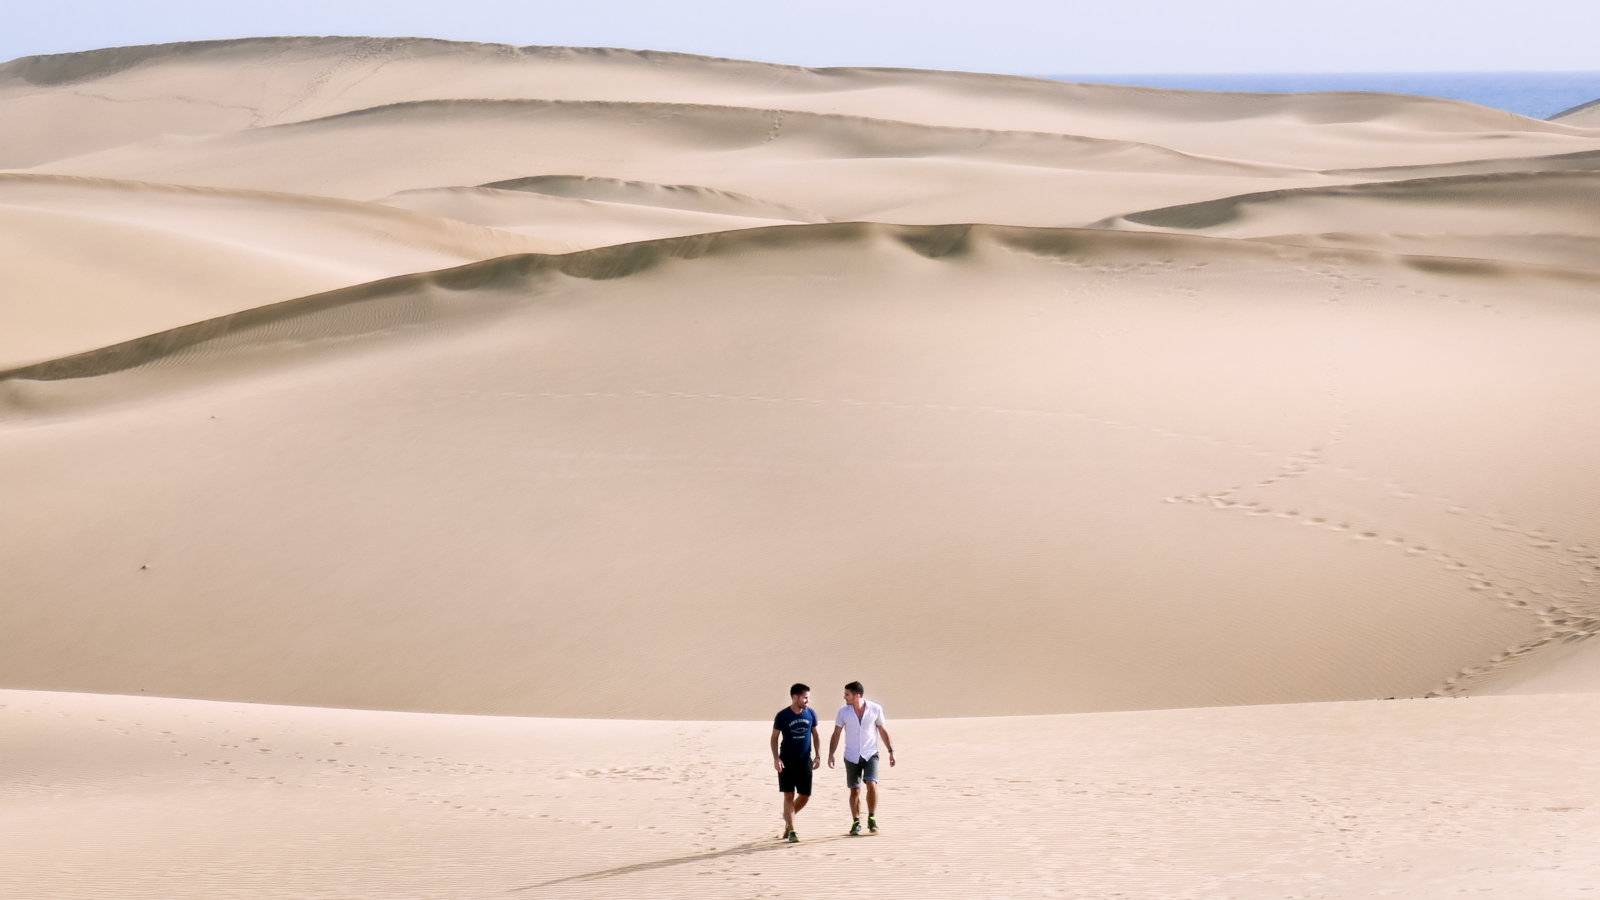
5, 36, 1600, 896
4, 224, 1599, 717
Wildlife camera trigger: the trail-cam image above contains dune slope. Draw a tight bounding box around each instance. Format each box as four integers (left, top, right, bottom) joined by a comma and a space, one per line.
1553, 96, 1600, 127
5, 37, 1597, 171
3, 224, 1597, 717
28, 97, 1311, 225
0, 173, 541, 367
379, 185, 805, 253
1102, 170, 1600, 270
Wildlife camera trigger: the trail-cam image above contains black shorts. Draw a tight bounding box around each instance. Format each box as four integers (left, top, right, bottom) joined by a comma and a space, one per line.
777, 758, 813, 796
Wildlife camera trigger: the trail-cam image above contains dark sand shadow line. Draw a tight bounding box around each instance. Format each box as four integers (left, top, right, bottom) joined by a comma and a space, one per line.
508, 834, 853, 892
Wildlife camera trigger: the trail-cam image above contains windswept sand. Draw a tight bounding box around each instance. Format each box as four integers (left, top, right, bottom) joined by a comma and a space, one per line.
6, 224, 1600, 718
1102, 170, 1600, 271
0, 173, 542, 366
379, 183, 808, 253
7, 689, 1600, 899
4, 37, 1600, 897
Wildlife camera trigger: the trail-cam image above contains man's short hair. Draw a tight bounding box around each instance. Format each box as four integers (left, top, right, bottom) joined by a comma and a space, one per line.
844, 680, 865, 695
790, 683, 810, 696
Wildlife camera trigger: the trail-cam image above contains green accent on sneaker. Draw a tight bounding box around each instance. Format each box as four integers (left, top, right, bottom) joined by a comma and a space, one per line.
786, 830, 799, 843
868, 816, 878, 832
849, 821, 862, 836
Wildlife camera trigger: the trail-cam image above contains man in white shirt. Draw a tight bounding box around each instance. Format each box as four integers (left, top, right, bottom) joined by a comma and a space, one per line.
827, 680, 897, 836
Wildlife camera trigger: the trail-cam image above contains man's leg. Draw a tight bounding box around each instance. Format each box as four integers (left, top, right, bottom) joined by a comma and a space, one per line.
789, 764, 812, 832
863, 755, 880, 831
845, 759, 865, 834
782, 790, 796, 835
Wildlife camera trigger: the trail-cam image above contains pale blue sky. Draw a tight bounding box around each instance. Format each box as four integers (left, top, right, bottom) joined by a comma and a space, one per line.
5, 0, 1598, 74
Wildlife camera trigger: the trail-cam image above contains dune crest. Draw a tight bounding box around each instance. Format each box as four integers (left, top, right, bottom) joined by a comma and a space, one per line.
476, 174, 825, 220
1100, 169, 1600, 270
1552, 96, 1600, 126
6, 36, 1597, 171
0, 172, 543, 367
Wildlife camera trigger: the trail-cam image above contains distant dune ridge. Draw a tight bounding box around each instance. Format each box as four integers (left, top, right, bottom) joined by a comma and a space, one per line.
1553, 95, 1600, 126
4, 37, 1600, 897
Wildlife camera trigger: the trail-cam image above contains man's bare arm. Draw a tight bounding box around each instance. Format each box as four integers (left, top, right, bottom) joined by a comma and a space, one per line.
877, 722, 897, 767
828, 725, 842, 767
770, 729, 784, 772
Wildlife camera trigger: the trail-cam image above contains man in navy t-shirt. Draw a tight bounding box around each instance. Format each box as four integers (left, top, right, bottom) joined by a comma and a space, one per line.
770, 682, 821, 843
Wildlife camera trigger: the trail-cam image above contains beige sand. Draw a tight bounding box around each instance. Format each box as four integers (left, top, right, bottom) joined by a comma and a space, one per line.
5, 223, 1600, 719
7, 689, 1600, 899
4, 38, 1595, 170
1553, 97, 1600, 127
1102, 170, 1600, 271
0, 173, 543, 366
379, 183, 807, 253
5, 37, 1600, 897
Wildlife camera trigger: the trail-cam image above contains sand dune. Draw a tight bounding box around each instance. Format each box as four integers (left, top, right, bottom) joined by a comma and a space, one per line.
380, 185, 806, 252
1331, 147, 1600, 180
6, 37, 1597, 172
9, 688, 1600, 899
1553, 96, 1600, 126
1101, 170, 1600, 270
6, 38, 1600, 897
29, 97, 1313, 226
4, 224, 1597, 717
0, 173, 540, 367
479, 174, 825, 220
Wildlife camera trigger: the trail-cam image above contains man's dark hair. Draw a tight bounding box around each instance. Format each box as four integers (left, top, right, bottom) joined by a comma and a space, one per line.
790, 683, 810, 696
844, 681, 865, 695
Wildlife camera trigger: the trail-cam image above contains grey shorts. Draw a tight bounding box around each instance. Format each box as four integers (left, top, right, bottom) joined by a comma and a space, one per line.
844, 754, 880, 789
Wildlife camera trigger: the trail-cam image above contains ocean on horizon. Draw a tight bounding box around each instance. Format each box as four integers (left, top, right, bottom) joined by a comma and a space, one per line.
1044, 71, 1600, 119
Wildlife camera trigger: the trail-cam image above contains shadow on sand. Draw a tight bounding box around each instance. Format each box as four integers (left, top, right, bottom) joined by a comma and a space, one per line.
508, 833, 853, 892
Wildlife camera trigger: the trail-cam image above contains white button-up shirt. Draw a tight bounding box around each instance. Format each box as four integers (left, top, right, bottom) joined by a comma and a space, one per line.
835, 700, 887, 763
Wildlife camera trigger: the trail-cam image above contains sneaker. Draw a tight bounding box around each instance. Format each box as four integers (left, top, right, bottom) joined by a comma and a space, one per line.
849, 820, 862, 836
785, 830, 799, 844
868, 816, 878, 833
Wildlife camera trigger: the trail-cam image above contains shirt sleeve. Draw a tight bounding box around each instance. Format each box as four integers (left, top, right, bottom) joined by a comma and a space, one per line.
834, 707, 847, 727
773, 712, 784, 731
875, 704, 887, 725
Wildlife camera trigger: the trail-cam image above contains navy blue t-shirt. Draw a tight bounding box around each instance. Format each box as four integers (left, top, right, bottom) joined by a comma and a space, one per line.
773, 706, 818, 760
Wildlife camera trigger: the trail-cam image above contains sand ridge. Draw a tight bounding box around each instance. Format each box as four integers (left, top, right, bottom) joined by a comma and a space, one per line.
1552, 96, 1600, 126
1100, 169, 1600, 271
0, 172, 549, 367
5, 37, 1592, 167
